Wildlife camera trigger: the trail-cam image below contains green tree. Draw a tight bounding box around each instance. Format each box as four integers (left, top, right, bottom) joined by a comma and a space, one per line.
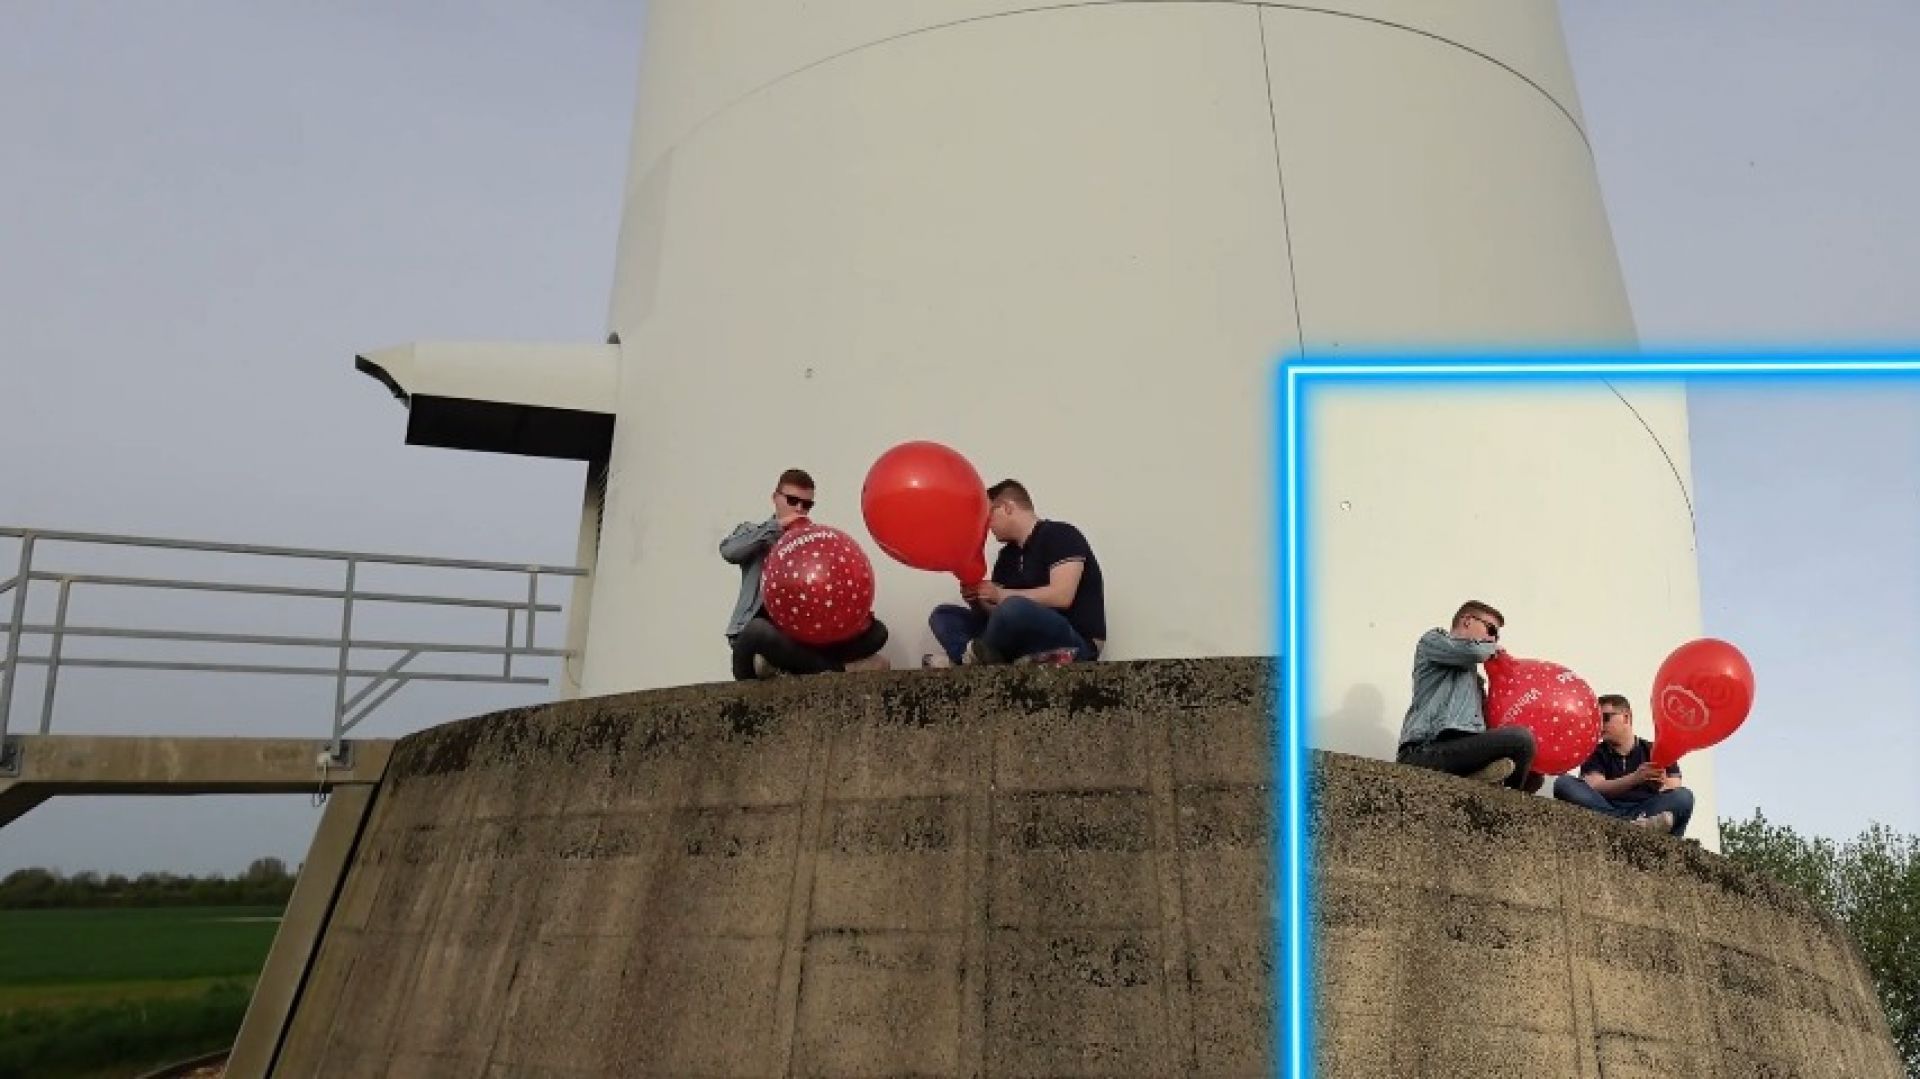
1721, 811, 1919, 1076
1835, 824, 1919, 1076
0, 860, 298, 909
244, 857, 289, 882
0, 869, 61, 908
1721, 811, 1841, 908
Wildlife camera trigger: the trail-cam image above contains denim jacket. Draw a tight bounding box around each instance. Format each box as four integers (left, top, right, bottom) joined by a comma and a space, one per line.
1396, 628, 1499, 749
720, 517, 784, 637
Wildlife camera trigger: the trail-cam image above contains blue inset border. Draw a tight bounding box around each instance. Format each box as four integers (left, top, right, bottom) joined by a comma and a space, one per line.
1273, 348, 1920, 1078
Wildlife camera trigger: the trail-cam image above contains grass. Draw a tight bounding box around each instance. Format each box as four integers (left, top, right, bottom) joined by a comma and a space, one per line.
0, 907, 282, 1078
0, 907, 281, 990
0, 981, 252, 1079
0, 976, 245, 1013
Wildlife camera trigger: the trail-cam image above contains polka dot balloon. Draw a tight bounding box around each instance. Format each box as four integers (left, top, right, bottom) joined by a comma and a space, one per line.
1484, 651, 1603, 776
760, 520, 877, 647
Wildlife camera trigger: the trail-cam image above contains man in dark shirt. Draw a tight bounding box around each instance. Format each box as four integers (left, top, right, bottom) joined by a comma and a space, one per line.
1551, 694, 1694, 837
926, 479, 1105, 667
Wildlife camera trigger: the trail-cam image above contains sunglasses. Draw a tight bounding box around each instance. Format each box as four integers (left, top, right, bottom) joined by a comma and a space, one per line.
1601, 711, 1630, 722
1467, 614, 1500, 640
780, 493, 815, 512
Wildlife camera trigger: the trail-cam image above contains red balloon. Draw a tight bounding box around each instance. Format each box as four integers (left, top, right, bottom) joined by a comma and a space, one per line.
760, 521, 877, 647
1647, 638, 1754, 767
861, 441, 991, 584
1484, 652, 1603, 775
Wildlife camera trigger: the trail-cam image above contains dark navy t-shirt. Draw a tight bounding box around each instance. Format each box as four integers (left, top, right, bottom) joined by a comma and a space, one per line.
991, 519, 1106, 646
1578, 736, 1680, 805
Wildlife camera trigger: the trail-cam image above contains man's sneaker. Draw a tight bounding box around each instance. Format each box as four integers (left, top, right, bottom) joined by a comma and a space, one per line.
1015, 648, 1079, 667
965, 639, 1004, 666
1465, 759, 1515, 785
842, 654, 891, 674
1632, 810, 1675, 832
921, 652, 952, 670
752, 655, 784, 679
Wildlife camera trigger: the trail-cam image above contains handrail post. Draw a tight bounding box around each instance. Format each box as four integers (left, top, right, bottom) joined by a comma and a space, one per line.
38, 577, 73, 734
1, 532, 35, 740
523, 569, 539, 656
331, 559, 358, 763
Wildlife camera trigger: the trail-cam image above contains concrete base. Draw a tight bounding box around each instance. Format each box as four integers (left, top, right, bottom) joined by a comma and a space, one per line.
275, 659, 1271, 1076
228, 784, 381, 1079
1313, 753, 1902, 1077
261, 659, 1900, 1077
0, 735, 392, 826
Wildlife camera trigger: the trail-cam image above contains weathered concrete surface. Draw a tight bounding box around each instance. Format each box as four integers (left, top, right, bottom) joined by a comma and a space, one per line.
275, 659, 1270, 1077
1314, 754, 1904, 1078
270, 659, 1899, 1077
230, 784, 381, 1079
0, 735, 392, 827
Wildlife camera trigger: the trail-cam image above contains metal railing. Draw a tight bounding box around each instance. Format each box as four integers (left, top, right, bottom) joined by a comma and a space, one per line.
0, 527, 586, 763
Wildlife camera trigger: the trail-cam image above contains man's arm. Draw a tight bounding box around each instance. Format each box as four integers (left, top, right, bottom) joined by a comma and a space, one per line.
1004, 559, 1083, 610
1415, 631, 1498, 669
1583, 764, 1664, 798
719, 519, 780, 564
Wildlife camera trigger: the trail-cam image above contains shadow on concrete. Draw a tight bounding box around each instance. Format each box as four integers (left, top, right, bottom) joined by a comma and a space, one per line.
1310, 682, 1396, 761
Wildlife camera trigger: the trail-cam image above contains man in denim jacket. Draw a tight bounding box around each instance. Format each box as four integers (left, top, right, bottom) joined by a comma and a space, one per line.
720, 468, 888, 679
1394, 600, 1537, 790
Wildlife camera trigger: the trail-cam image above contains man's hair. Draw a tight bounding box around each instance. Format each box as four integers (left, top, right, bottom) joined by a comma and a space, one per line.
776, 468, 815, 491
987, 479, 1033, 510
1451, 600, 1504, 628
1597, 694, 1632, 714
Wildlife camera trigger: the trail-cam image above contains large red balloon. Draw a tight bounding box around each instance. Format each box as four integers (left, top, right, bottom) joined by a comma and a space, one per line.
1484, 652, 1603, 776
760, 521, 877, 647
861, 441, 990, 584
1647, 638, 1754, 767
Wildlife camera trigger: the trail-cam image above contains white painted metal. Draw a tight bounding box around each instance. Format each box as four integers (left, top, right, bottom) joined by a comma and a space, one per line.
361, 2, 1718, 846
355, 342, 619, 416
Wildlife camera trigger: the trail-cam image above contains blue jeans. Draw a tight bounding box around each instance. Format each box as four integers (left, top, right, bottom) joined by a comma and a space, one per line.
1552, 775, 1695, 837
929, 598, 1097, 664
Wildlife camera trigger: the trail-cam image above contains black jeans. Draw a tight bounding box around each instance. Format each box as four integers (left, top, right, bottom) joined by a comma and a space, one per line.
729, 615, 888, 680
1397, 727, 1536, 790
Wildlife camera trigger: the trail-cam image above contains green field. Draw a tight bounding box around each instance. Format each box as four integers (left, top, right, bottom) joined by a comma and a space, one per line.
0, 907, 281, 1078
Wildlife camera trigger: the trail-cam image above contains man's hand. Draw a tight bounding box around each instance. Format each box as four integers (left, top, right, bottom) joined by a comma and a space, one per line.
966, 581, 1005, 608
1630, 762, 1665, 786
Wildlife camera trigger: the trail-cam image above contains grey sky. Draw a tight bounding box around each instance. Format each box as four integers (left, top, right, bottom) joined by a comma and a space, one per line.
1, 1, 646, 875
1563, 0, 1920, 840
3, 2, 1916, 875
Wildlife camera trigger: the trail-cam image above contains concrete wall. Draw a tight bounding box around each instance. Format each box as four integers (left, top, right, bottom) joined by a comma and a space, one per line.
1316, 753, 1902, 1078
273, 660, 1272, 1076
270, 660, 1898, 1077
